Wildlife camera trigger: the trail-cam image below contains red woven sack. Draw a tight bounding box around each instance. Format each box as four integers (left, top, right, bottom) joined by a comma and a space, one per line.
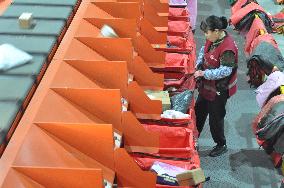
165, 53, 189, 67
143, 124, 194, 149
169, 7, 189, 17
132, 154, 200, 171
168, 21, 190, 36
164, 76, 196, 91
167, 36, 187, 49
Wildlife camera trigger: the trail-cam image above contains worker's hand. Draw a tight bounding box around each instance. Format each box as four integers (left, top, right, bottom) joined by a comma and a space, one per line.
194, 70, 205, 78
185, 73, 194, 78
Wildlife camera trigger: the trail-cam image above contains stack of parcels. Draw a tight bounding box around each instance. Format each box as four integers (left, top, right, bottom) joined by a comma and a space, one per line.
145, 90, 171, 111
150, 161, 206, 186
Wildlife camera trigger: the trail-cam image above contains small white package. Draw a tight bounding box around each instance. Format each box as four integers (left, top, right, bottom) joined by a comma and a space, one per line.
0, 44, 33, 71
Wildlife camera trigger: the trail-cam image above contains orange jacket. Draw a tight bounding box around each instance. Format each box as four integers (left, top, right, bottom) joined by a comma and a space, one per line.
244, 17, 267, 55
230, 2, 267, 26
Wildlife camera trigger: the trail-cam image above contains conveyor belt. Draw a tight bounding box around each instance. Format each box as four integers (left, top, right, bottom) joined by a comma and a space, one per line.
0, 0, 79, 157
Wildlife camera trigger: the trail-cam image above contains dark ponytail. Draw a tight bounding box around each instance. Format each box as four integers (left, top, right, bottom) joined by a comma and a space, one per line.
200, 15, 228, 32
220, 16, 228, 29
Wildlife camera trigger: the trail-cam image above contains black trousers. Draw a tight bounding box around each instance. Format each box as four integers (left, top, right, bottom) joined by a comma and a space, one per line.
194, 91, 228, 146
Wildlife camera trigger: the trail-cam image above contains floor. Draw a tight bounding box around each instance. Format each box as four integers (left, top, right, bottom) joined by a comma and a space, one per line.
195, 1, 284, 187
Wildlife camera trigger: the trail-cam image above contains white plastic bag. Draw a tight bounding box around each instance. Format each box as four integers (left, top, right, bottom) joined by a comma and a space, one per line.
0, 43, 33, 71
161, 110, 189, 119
169, 0, 187, 6
255, 71, 284, 108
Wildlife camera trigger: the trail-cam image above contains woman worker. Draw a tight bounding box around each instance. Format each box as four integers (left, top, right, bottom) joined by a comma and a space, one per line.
194, 15, 238, 157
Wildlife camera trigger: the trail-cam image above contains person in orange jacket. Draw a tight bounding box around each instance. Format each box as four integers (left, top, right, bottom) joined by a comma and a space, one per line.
194, 15, 238, 157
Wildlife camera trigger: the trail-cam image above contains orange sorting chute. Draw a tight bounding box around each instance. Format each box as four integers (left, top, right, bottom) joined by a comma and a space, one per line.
2, 167, 104, 188
114, 148, 157, 188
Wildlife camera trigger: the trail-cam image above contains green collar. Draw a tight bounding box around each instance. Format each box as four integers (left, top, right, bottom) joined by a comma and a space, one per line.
210, 32, 227, 49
